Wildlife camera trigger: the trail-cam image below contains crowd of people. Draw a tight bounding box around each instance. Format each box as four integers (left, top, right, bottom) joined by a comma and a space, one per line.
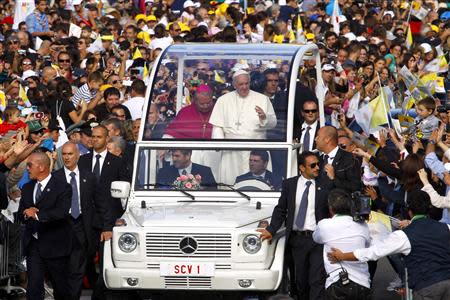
0, 0, 448, 299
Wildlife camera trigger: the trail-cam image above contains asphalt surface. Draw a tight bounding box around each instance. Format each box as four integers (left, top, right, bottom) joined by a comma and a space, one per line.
5, 258, 401, 300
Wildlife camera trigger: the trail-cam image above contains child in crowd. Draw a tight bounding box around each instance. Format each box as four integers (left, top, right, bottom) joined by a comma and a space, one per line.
414, 97, 440, 140
71, 71, 104, 109
0, 106, 28, 136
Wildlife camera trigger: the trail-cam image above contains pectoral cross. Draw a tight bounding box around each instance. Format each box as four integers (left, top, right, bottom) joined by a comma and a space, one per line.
202, 123, 207, 138
235, 121, 242, 130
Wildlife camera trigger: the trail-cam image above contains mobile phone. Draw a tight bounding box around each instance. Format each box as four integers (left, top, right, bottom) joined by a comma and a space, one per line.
35, 112, 44, 119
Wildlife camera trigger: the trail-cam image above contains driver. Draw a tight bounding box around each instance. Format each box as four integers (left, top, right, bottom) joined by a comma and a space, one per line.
235, 150, 281, 190
156, 149, 217, 189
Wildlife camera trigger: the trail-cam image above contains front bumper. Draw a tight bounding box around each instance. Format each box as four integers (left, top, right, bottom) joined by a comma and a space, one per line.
103, 239, 284, 291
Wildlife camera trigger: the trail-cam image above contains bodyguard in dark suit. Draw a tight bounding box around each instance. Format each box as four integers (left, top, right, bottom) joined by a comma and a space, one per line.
258, 151, 329, 300
294, 100, 320, 152
157, 149, 217, 188
78, 125, 131, 230
235, 150, 282, 190
18, 152, 72, 300
315, 126, 362, 193
55, 142, 109, 300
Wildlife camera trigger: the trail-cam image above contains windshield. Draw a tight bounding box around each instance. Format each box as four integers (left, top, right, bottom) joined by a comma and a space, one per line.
143, 45, 294, 142
135, 147, 288, 192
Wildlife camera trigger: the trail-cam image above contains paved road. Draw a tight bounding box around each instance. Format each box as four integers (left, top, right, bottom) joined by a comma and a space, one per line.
7, 258, 401, 299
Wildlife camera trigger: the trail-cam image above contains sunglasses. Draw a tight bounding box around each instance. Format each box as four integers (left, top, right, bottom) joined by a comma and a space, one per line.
339, 144, 347, 149
309, 162, 319, 168
112, 80, 122, 84
59, 59, 70, 63
22, 61, 32, 65
303, 109, 317, 114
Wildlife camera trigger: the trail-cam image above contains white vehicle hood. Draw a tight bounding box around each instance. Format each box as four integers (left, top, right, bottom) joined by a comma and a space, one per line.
128, 203, 272, 228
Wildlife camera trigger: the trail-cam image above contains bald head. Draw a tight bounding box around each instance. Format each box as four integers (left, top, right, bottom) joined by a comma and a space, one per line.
27, 152, 51, 180
315, 126, 338, 153
62, 142, 80, 170
42, 67, 57, 84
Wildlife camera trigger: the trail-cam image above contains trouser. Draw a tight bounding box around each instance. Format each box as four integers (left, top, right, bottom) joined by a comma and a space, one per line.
413, 279, 450, 300
288, 231, 326, 300
326, 280, 372, 300
68, 217, 89, 300
26, 239, 69, 300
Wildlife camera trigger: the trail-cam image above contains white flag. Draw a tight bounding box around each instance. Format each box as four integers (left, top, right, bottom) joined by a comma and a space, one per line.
346, 91, 360, 119
332, 0, 340, 34
354, 103, 373, 135
13, 0, 35, 30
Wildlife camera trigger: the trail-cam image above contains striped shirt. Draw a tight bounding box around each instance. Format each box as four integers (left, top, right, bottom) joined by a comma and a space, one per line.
71, 83, 96, 106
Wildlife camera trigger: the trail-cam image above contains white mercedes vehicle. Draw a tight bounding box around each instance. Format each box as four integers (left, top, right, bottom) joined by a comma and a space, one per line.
104, 43, 325, 299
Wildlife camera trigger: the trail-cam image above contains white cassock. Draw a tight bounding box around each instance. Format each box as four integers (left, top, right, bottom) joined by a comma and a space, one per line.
209, 90, 277, 185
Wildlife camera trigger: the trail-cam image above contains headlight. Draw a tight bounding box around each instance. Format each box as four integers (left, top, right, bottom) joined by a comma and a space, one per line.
242, 234, 262, 254
118, 233, 138, 253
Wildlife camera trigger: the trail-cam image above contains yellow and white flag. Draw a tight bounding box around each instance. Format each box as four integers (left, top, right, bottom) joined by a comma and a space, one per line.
406, 24, 413, 50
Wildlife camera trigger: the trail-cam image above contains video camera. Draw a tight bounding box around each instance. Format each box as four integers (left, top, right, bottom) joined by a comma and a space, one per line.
350, 192, 371, 222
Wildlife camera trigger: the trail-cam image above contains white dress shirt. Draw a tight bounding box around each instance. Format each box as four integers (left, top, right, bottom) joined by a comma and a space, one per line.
64, 167, 81, 214
92, 149, 107, 174
421, 184, 450, 208
324, 146, 339, 164
293, 175, 316, 231
300, 120, 318, 152
313, 215, 371, 288
178, 163, 193, 176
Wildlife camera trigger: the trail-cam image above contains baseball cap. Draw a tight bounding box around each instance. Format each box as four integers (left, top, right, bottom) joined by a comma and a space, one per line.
146, 15, 157, 22
322, 64, 336, 71
72, 0, 83, 5
420, 43, 433, 53
27, 120, 44, 133
183, 0, 200, 9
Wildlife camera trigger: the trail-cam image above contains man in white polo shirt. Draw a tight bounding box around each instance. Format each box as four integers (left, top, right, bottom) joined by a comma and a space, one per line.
123, 79, 146, 120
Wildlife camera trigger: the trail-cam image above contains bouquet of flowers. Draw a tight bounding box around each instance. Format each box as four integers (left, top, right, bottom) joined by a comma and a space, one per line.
173, 174, 202, 190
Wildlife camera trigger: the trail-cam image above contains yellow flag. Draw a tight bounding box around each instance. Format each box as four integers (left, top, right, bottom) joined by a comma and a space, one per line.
19, 85, 31, 107
406, 24, 413, 50
133, 47, 143, 60
369, 88, 389, 129
297, 14, 303, 33
143, 64, 149, 78
0, 90, 6, 111
214, 70, 224, 84
369, 211, 392, 231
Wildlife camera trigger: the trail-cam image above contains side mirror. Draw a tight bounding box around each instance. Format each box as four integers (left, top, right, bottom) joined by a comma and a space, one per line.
111, 181, 130, 199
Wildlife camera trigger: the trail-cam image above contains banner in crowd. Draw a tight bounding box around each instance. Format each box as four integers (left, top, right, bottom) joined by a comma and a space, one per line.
13, 0, 35, 30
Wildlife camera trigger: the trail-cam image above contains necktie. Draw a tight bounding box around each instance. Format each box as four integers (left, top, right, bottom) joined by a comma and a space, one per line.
93, 154, 101, 178
182, 169, 187, 175
70, 172, 80, 219
303, 126, 311, 151
295, 181, 312, 229
35, 182, 42, 204
323, 154, 329, 165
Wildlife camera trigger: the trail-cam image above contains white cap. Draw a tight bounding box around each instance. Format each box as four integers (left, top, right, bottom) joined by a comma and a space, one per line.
145, 0, 154, 3
383, 10, 395, 18
183, 0, 200, 9
322, 64, 336, 71
22, 70, 37, 80
72, 0, 83, 5
344, 32, 356, 41
356, 36, 367, 42
420, 43, 433, 54
233, 69, 249, 78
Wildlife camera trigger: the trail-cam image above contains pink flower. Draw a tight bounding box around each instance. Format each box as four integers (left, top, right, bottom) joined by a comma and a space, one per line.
180, 175, 188, 181
195, 174, 202, 180
185, 182, 192, 189
176, 177, 181, 181
188, 174, 194, 179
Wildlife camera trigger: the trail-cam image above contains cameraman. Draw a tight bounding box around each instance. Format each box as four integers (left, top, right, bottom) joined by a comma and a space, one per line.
313, 189, 371, 300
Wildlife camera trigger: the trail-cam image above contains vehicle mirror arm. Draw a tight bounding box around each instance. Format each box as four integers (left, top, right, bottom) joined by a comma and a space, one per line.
217, 183, 251, 201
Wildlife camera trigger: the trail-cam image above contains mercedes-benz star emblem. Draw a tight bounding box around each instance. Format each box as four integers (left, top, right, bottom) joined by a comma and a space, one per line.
179, 236, 198, 254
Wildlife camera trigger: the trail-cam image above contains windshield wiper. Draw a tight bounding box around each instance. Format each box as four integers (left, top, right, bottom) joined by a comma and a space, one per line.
141, 183, 195, 200
216, 183, 251, 201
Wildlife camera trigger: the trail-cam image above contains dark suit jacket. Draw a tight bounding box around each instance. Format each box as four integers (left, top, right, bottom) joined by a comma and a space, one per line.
235, 170, 282, 191
267, 91, 288, 141
53, 168, 106, 253
18, 175, 72, 258
78, 152, 131, 231
266, 176, 329, 242
293, 122, 320, 150
320, 148, 362, 193
157, 163, 217, 188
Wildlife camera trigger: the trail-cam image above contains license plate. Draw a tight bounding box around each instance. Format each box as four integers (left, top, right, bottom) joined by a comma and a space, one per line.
160, 262, 215, 276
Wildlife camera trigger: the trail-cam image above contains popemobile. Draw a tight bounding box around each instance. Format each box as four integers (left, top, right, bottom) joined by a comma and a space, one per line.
104, 43, 325, 299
